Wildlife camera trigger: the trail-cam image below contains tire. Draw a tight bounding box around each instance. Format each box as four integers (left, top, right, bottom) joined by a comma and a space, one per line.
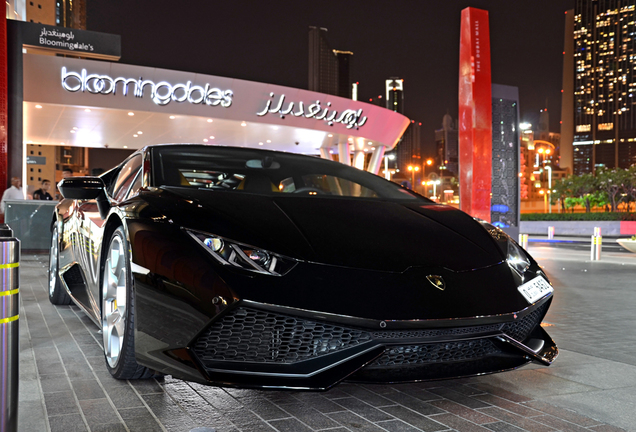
49, 225, 72, 305
102, 226, 153, 379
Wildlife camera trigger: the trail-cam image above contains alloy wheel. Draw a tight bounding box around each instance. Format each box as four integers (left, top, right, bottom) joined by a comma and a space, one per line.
102, 235, 128, 368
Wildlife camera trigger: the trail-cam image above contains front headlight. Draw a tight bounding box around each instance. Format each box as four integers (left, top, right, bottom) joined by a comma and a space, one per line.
186, 229, 297, 276
507, 240, 530, 276
475, 218, 531, 276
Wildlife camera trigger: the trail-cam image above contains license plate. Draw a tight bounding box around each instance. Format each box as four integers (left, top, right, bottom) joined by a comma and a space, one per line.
518, 276, 553, 304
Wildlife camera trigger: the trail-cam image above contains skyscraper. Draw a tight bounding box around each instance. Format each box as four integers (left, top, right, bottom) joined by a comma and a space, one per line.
23, 0, 86, 29
434, 114, 458, 176
568, 1, 636, 174
385, 78, 404, 114
308, 27, 353, 98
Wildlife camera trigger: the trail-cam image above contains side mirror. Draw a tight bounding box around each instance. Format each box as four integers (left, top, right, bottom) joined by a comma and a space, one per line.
58, 177, 106, 200
58, 177, 110, 219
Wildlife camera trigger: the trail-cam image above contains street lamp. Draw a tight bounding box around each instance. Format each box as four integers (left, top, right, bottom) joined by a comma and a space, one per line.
539, 189, 549, 213
407, 165, 419, 188
546, 165, 552, 214
423, 180, 441, 201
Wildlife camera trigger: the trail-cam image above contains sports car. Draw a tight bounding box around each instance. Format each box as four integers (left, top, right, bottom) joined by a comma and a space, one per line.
49, 144, 557, 390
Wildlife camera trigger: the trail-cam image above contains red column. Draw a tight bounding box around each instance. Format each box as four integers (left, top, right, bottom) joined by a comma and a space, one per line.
458, 7, 492, 222
0, 18, 8, 194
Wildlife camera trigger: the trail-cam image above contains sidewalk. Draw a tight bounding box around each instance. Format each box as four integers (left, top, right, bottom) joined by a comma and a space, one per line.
17, 252, 633, 432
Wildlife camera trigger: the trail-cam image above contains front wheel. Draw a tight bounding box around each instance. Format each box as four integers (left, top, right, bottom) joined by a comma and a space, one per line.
48, 225, 71, 305
102, 227, 153, 379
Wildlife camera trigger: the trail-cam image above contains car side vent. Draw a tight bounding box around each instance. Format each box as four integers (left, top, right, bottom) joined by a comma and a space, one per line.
501, 303, 548, 342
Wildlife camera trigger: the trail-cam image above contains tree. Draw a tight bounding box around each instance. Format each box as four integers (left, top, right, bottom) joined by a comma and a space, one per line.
596, 167, 628, 212
566, 173, 597, 213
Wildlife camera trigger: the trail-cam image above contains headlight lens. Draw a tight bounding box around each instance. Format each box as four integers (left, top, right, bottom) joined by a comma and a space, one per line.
475, 218, 531, 276
187, 230, 297, 276
507, 240, 531, 276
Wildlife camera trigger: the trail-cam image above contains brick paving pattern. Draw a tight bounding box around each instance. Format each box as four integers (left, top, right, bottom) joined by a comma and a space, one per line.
17, 254, 628, 432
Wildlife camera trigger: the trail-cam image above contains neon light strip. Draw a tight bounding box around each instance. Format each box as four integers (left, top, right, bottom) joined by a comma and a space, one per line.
0, 289, 18, 297
0, 315, 18, 324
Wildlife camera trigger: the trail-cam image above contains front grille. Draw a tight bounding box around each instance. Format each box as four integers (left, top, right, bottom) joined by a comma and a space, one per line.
192, 307, 372, 364
368, 338, 499, 368
191, 302, 547, 367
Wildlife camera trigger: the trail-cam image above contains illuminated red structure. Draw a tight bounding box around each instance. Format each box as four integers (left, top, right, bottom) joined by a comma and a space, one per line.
0, 18, 7, 194
458, 7, 492, 221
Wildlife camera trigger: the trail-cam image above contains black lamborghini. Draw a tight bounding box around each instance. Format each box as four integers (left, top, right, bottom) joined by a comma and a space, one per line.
49, 144, 557, 390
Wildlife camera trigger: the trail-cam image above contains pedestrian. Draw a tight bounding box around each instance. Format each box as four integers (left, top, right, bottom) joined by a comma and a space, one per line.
33, 179, 53, 200
0, 177, 25, 213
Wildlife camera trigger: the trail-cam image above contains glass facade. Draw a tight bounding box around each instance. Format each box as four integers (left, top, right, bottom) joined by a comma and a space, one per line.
573, 0, 636, 172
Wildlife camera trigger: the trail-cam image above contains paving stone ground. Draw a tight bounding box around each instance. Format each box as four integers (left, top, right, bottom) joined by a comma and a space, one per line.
16, 250, 635, 432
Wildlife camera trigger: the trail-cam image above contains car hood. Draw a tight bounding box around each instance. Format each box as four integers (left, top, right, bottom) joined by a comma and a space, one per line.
144, 187, 505, 273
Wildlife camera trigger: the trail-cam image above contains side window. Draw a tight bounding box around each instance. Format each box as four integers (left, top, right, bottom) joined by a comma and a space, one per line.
126, 171, 142, 200
112, 156, 142, 202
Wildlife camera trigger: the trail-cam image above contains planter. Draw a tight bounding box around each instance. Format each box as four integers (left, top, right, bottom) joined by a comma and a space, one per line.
616, 239, 636, 253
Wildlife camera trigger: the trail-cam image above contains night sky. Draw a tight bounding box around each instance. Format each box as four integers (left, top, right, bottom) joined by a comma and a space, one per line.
87, 0, 574, 155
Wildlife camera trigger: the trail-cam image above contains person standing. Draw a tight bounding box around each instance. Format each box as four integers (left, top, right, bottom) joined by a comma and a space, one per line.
33, 179, 53, 200
0, 177, 25, 213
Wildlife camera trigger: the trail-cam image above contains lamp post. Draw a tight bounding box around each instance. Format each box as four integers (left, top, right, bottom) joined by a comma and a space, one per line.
407, 165, 419, 188
539, 189, 548, 213
546, 165, 552, 214
423, 180, 441, 201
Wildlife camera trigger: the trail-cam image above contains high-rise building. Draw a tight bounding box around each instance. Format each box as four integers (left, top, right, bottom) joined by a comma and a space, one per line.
568, 1, 636, 174
434, 114, 458, 176
308, 27, 353, 98
22, 0, 86, 28
394, 122, 422, 186
385, 78, 404, 114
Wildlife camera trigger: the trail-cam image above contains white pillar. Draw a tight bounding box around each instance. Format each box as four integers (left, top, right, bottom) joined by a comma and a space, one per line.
319, 148, 333, 160
338, 142, 351, 166
353, 151, 366, 170
367, 146, 386, 175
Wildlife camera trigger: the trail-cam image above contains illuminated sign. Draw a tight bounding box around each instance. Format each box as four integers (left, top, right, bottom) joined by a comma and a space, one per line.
61, 67, 233, 107
40, 27, 93, 52
20, 22, 121, 60
257, 93, 367, 129
576, 124, 591, 132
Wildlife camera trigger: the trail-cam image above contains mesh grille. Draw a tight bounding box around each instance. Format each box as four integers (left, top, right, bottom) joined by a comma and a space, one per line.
371, 323, 503, 340
192, 307, 372, 364
502, 303, 547, 342
370, 339, 499, 367
192, 303, 547, 367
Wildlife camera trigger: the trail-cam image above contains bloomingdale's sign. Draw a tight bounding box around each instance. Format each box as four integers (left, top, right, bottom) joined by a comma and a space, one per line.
61, 67, 233, 107
257, 93, 367, 129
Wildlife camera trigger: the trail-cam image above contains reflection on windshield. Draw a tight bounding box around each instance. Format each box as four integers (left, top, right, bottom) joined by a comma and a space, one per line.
153, 145, 421, 200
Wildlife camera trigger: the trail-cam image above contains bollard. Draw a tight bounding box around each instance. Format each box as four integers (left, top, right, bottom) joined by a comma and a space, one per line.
518, 233, 528, 250
0, 228, 19, 432
594, 226, 602, 237
548, 226, 555, 240
591, 235, 602, 261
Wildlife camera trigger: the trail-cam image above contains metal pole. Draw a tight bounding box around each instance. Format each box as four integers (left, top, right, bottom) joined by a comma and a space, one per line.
0, 225, 19, 432
591, 235, 602, 261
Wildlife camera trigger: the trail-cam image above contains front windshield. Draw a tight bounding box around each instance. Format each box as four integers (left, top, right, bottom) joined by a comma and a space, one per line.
151, 145, 422, 200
